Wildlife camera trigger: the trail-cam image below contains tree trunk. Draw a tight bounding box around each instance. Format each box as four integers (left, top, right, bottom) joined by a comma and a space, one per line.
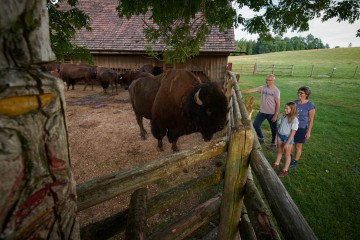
0, 1, 79, 239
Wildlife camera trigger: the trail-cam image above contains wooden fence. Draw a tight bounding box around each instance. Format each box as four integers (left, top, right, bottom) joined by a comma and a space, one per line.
234, 63, 360, 79
77, 72, 317, 239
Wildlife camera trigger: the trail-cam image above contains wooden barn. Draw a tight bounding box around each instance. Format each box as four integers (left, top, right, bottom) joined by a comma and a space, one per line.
69, 0, 236, 84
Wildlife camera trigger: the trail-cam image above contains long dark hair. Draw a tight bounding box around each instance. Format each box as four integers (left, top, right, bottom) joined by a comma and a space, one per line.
284, 102, 298, 123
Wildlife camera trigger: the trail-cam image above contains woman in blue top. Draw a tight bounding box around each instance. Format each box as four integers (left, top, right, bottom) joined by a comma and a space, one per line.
290, 86, 316, 169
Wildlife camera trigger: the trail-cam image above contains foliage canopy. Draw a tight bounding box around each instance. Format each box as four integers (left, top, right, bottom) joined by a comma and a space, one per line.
117, 0, 359, 63
48, 0, 93, 63
49, 0, 360, 63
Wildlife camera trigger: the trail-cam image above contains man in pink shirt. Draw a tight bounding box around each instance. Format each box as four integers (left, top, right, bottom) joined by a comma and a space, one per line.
241, 74, 280, 147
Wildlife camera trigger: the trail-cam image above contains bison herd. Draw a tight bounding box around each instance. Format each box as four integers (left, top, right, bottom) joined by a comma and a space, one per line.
41, 62, 228, 152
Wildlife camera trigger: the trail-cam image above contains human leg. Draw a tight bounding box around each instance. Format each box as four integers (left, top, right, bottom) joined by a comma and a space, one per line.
283, 144, 293, 171
253, 112, 266, 142
294, 143, 303, 161
267, 115, 278, 144
273, 140, 284, 167
290, 128, 307, 168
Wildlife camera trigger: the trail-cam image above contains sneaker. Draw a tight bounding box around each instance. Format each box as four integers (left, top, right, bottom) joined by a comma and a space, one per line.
258, 138, 265, 144
272, 164, 279, 170
289, 159, 297, 169
278, 170, 288, 177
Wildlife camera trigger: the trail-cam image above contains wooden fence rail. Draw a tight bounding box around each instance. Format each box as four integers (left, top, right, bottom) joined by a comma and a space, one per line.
80, 169, 225, 239
234, 63, 360, 79
250, 139, 317, 240
77, 138, 227, 211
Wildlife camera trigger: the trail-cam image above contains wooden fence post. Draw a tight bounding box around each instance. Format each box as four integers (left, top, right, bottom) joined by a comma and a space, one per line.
353, 66, 358, 78
125, 188, 148, 240
331, 65, 336, 78
291, 65, 294, 76
0, 1, 79, 239
272, 64, 275, 74
218, 125, 254, 239
250, 139, 318, 240
218, 95, 254, 240
310, 65, 314, 77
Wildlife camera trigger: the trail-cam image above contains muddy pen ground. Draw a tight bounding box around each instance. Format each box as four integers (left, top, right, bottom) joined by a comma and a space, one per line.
64, 84, 225, 238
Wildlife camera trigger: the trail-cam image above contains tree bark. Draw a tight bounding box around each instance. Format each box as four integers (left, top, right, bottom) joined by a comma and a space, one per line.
0, 1, 79, 239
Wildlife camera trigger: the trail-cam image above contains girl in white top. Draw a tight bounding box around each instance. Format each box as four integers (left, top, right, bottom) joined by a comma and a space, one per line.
273, 102, 299, 177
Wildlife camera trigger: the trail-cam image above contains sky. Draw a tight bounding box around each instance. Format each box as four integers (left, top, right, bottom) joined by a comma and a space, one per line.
234, 7, 360, 48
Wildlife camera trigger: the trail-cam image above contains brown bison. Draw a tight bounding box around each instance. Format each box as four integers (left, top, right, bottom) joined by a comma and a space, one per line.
96, 67, 118, 95
59, 63, 96, 91
40, 61, 61, 73
138, 64, 163, 76
118, 70, 153, 90
151, 70, 228, 152
128, 75, 161, 139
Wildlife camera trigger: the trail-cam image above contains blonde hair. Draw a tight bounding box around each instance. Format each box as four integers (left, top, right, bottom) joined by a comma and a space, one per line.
284, 102, 298, 123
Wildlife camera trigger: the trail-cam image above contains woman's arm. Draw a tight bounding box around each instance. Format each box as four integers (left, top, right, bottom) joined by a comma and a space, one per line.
306, 109, 315, 139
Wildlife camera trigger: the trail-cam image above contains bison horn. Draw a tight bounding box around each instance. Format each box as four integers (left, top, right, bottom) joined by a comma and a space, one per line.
194, 89, 203, 106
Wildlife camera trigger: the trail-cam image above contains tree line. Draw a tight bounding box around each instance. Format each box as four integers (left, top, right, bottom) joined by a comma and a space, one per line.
233, 34, 330, 55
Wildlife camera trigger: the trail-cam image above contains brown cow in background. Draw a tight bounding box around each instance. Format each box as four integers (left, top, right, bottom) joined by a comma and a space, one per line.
138, 64, 163, 76
96, 67, 119, 95
118, 70, 153, 90
60, 63, 97, 91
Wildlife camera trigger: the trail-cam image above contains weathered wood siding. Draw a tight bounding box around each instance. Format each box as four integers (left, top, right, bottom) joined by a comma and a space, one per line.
91, 53, 229, 85
92, 54, 162, 72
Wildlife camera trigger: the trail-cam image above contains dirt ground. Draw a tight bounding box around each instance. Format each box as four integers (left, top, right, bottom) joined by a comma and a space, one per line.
64, 84, 224, 235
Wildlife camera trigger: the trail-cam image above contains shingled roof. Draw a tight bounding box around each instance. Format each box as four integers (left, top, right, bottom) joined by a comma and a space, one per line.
68, 0, 235, 54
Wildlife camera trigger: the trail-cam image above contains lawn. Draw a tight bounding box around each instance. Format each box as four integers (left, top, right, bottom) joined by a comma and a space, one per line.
230, 47, 360, 79
229, 48, 360, 240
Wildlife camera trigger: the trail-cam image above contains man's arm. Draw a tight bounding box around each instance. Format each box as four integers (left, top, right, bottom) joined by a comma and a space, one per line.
272, 98, 280, 122
241, 87, 259, 94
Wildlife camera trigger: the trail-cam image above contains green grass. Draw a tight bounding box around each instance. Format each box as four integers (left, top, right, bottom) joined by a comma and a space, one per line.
230, 47, 360, 78
229, 49, 360, 240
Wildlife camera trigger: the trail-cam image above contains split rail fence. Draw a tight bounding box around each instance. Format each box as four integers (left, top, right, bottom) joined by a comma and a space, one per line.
76, 72, 317, 240
235, 63, 360, 79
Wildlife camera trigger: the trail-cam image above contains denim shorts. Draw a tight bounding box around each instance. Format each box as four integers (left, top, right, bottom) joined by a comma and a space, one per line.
278, 133, 294, 145
294, 128, 307, 143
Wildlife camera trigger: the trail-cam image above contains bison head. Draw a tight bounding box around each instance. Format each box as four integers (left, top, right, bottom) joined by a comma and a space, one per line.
184, 82, 227, 141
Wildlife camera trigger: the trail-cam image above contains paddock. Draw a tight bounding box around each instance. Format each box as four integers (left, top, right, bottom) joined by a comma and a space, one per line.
65, 73, 316, 239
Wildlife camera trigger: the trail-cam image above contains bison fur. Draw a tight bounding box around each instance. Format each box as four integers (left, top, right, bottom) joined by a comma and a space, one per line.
128, 75, 161, 139
151, 70, 227, 152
